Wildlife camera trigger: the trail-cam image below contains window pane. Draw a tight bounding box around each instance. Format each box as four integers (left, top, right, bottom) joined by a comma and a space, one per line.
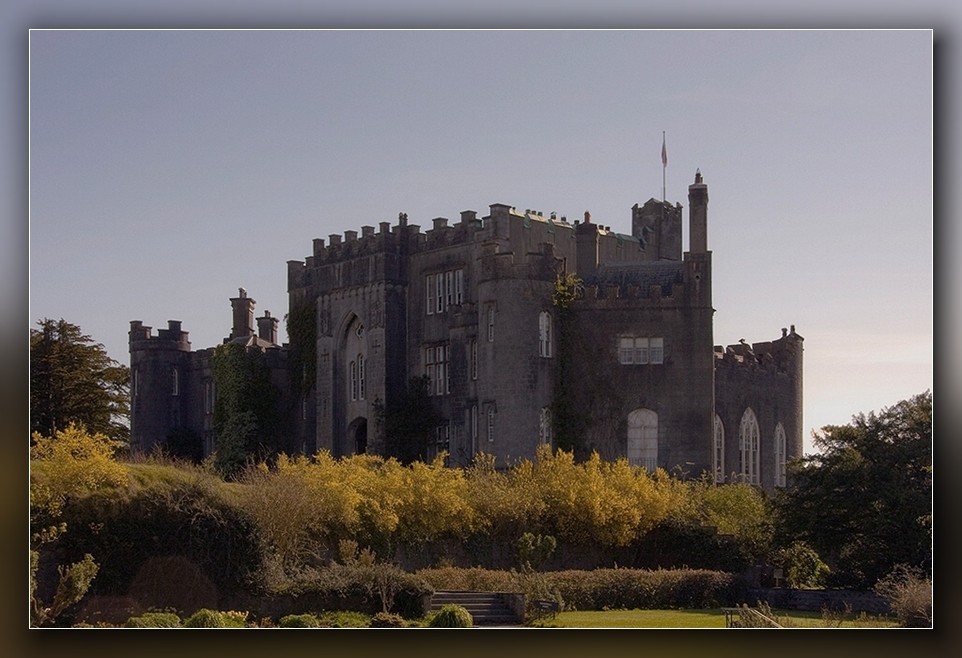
650, 337, 664, 364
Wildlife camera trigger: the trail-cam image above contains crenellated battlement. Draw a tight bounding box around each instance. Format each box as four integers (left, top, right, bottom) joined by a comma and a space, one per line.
714, 325, 804, 375
129, 319, 191, 352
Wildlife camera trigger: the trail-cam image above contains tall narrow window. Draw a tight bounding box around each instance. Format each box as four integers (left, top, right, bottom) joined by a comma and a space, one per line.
426, 274, 435, 315
539, 407, 553, 444
487, 407, 495, 442
470, 404, 478, 452
350, 360, 358, 401
171, 367, 179, 396
619, 337, 634, 364
713, 415, 725, 484
538, 311, 552, 358
426, 344, 448, 396
445, 271, 454, 307
627, 408, 658, 471
358, 354, 365, 401
436, 273, 444, 314
455, 269, 464, 304
487, 306, 495, 342
470, 339, 478, 380
774, 423, 787, 487
739, 408, 760, 485
133, 368, 140, 399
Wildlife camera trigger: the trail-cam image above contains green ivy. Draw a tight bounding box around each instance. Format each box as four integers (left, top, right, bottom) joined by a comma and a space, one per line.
550, 274, 589, 456
211, 343, 280, 477
285, 300, 317, 398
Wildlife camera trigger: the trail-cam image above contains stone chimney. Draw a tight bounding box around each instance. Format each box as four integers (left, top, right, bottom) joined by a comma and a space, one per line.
230, 288, 255, 340
257, 310, 279, 345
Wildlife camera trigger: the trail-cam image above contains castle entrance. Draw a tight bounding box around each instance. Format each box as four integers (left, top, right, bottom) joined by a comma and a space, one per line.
348, 417, 367, 455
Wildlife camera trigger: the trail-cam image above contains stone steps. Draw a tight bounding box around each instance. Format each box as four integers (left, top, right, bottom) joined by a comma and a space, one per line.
429, 591, 523, 626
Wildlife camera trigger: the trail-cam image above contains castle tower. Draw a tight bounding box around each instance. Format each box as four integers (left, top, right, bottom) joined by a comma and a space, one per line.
128, 319, 192, 455
688, 169, 709, 254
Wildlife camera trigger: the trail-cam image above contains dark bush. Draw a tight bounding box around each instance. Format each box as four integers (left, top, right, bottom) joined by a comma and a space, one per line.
57, 478, 265, 611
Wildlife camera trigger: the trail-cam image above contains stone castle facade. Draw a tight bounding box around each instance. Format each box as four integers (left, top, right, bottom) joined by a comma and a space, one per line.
129, 171, 803, 492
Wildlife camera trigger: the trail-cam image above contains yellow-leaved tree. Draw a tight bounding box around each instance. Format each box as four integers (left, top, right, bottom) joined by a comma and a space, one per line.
30, 423, 127, 626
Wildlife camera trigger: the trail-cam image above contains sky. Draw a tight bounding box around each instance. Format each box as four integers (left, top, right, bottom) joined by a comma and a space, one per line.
27, 28, 933, 455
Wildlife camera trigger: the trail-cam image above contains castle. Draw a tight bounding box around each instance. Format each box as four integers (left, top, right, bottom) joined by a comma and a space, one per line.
129, 171, 803, 492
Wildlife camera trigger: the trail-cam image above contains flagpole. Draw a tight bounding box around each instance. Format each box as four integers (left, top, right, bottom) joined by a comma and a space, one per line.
661, 130, 667, 202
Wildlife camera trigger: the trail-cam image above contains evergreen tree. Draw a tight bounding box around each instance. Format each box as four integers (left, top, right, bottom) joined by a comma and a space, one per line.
30, 318, 129, 444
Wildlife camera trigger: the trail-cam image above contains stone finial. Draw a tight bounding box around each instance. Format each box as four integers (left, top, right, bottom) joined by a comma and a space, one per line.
584, 211, 591, 223
694, 169, 703, 184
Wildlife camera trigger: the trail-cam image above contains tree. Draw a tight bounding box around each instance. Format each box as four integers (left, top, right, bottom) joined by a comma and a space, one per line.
774, 391, 932, 588
30, 318, 130, 444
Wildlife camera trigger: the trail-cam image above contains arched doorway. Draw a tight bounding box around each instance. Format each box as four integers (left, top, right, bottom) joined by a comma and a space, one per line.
348, 417, 367, 455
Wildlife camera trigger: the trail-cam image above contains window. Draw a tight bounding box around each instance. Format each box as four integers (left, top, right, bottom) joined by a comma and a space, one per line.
426, 274, 435, 315
539, 407, 553, 445
350, 359, 358, 401
171, 367, 179, 396
538, 311, 552, 358
470, 404, 478, 452
713, 415, 725, 484
634, 337, 649, 364
436, 273, 444, 314
618, 336, 665, 365
425, 268, 465, 315
436, 423, 450, 464
425, 344, 449, 396
487, 306, 495, 342
627, 408, 658, 471
650, 337, 664, 364
739, 408, 760, 485
358, 354, 365, 400
487, 407, 495, 442
774, 423, 787, 487
470, 339, 478, 380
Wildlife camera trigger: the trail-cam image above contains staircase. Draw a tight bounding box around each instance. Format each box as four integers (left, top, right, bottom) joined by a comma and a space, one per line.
429, 591, 524, 626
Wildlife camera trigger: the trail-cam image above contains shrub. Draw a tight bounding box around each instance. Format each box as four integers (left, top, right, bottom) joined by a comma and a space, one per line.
428, 604, 473, 628
183, 608, 226, 628
278, 613, 321, 628
124, 611, 181, 628
370, 612, 407, 628
874, 565, 932, 628
772, 541, 830, 588
315, 610, 372, 627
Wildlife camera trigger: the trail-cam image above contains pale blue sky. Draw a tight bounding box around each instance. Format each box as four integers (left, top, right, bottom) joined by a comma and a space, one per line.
28, 29, 933, 453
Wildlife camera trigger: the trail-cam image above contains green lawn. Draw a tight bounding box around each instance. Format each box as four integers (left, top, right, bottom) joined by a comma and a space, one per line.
527, 608, 899, 629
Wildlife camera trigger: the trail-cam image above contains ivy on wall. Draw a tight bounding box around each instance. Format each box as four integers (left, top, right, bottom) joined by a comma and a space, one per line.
211, 343, 280, 477
550, 274, 590, 458
285, 300, 317, 399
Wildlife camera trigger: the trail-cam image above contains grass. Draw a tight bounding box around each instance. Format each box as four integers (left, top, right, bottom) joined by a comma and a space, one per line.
527, 608, 899, 629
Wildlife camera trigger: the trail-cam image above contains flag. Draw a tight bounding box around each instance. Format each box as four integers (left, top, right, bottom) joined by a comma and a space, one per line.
661, 133, 668, 168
